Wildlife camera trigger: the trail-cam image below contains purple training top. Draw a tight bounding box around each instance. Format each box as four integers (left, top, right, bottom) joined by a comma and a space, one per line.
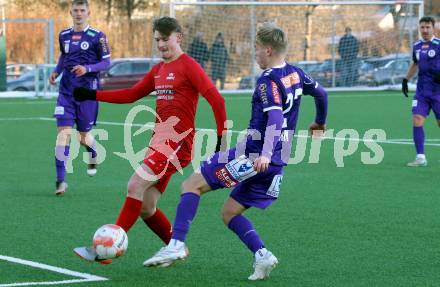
55, 25, 111, 96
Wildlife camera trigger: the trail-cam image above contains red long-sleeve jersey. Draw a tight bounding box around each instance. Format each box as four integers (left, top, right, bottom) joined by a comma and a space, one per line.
96, 54, 227, 160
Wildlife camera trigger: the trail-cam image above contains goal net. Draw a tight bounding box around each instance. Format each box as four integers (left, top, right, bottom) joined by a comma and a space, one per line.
163, 0, 424, 92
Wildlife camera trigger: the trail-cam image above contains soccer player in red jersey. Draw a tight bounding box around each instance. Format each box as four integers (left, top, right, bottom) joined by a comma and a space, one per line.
72, 17, 227, 264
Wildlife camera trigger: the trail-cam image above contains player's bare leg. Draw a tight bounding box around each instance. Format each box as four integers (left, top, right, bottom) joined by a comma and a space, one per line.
75, 163, 158, 264
143, 171, 211, 267
79, 131, 98, 176
222, 197, 278, 280
55, 126, 72, 195
408, 114, 427, 167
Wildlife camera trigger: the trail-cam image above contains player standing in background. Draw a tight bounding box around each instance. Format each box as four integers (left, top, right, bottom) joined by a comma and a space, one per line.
72, 17, 227, 264
143, 22, 328, 281
49, 0, 111, 195
402, 16, 440, 167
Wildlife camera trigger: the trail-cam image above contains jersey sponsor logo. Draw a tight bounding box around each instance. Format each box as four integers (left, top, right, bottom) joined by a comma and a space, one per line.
64, 40, 70, 53
87, 31, 96, 37
72, 35, 81, 41
280, 72, 300, 88
99, 37, 108, 54
225, 156, 257, 183
271, 81, 281, 104
433, 40, 440, 45
422, 44, 429, 49
428, 49, 436, 58
54, 106, 65, 115
215, 167, 237, 188
166, 73, 175, 80
258, 83, 268, 105
80, 41, 89, 50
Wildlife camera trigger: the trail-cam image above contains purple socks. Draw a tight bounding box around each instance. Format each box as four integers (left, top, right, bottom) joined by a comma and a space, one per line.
172, 192, 200, 242
228, 214, 264, 254
55, 145, 70, 182
413, 126, 424, 155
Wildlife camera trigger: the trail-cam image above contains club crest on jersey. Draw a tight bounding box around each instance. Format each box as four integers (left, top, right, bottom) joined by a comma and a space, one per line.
80, 41, 90, 50
166, 73, 175, 80
428, 49, 436, 58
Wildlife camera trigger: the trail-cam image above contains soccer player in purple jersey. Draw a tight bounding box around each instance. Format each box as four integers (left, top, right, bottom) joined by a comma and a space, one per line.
402, 16, 440, 167
49, 0, 110, 195
143, 23, 328, 280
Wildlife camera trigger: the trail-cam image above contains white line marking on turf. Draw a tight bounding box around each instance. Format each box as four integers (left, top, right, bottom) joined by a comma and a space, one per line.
0, 93, 401, 105
1, 116, 440, 147
0, 255, 108, 287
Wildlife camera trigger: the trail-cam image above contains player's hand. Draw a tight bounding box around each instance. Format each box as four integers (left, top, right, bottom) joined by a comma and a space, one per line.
402, 78, 409, 97
73, 87, 96, 102
309, 122, 326, 138
49, 72, 58, 85
71, 65, 87, 77
253, 156, 270, 173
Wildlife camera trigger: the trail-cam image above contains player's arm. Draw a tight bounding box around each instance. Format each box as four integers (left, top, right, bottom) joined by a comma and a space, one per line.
49, 35, 64, 85
73, 65, 157, 103
72, 33, 111, 77
188, 59, 228, 152
402, 48, 418, 97
301, 70, 328, 136
254, 78, 284, 173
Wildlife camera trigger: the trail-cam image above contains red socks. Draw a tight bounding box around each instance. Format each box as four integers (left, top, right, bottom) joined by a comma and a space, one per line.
115, 197, 143, 232
143, 208, 172, 244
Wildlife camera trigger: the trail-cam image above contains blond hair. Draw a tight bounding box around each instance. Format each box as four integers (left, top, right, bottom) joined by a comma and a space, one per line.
256, 22, 287, 54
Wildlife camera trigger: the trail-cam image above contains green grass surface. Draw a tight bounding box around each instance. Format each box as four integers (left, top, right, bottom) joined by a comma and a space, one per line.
1, 91, 440, 286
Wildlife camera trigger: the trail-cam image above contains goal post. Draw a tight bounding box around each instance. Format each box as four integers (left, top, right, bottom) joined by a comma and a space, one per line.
165, 0, 424, 92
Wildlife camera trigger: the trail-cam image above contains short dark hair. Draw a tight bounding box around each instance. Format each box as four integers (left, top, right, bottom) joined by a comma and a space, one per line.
71, 0, 89, 6
419, 16, 435, 26
153, 17, 183, 36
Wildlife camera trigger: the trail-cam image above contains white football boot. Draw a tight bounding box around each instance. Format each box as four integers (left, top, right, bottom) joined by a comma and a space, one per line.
73, 246, 112, 265
87, 163, 97, 177
55, 181, 68, 196
407, 155, 427, 167
143, 239, 188, 267
248, 248, 278, 281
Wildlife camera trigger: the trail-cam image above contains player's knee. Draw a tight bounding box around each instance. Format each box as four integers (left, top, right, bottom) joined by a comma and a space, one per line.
181, 178, 199, 194
139, 206, 155, 219
413, 115, 425, 127
127, 179, 145, 199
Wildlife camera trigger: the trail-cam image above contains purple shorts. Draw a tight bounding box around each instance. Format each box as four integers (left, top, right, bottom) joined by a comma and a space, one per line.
54, 93, 99, 132
201, 148, 284, 209
412, 96, 440, 119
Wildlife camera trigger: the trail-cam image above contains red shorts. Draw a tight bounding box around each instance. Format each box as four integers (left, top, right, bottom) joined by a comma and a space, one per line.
143, 147, 191, 193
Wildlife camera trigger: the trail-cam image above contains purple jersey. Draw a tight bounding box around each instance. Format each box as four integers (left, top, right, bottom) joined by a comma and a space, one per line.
56, 26, 110, 95
412, 37, 440, 98
245, 63, 322, 166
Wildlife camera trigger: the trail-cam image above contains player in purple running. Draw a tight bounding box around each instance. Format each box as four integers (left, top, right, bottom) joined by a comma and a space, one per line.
402, 16, 440, 167
49, 0, 110, 195
143, 22, 328, 280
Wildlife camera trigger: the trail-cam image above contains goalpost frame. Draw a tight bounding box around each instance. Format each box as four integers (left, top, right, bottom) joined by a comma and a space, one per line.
169, 0, 424, 93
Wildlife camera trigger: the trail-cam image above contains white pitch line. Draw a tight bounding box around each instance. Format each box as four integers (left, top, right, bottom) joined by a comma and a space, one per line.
1, 116, 440, 147
0, 92, 401, 105
0, 255, 108, 287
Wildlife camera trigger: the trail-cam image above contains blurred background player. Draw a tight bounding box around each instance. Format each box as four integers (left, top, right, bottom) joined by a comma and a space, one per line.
49, 0, 111, 195
402, 16, 440, 167
143, 22, 328, 281
72, 17, 227, 264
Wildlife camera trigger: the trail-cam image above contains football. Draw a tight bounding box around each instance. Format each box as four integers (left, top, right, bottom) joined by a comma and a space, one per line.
93, 224, 128, 259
